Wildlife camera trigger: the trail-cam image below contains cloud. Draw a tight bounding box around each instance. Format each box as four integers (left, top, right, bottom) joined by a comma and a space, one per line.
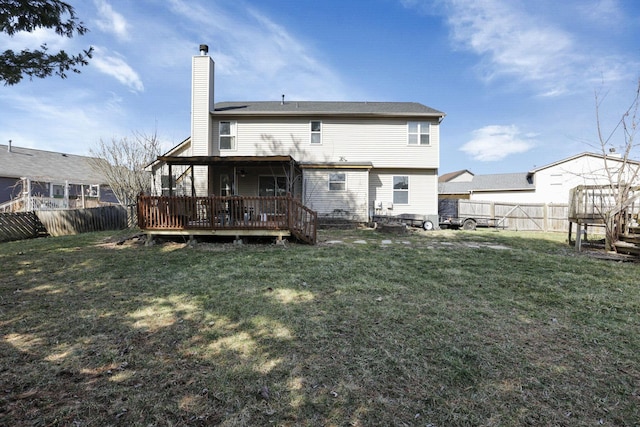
460, 125, 535, 161
578, 0, 625, 26
0, 26, 72, 51
91, 47, 143, 92
404, 0, 637, 97
164, 0, 352, 100
445, 0, 580, 95
93, 0, 129, 40
0, 91, 108, 152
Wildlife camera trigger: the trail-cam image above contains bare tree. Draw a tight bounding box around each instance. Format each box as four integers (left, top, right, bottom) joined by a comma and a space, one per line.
89, 131, 162, 206
594, 79, 640, 250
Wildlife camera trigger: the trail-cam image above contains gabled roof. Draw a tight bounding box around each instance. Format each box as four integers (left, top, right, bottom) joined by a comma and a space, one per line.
0, 144, 108, 184
439, 169, 474, 182
214, 101, 445, 118
439, 173, 534, 195
527, 151, 640, 175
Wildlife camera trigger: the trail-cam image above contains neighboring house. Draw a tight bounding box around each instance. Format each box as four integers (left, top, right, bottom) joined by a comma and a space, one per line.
150, 45, 446, 225
439, 169, 474, 184
0, 143, 118, 212
439, 152, 640, 204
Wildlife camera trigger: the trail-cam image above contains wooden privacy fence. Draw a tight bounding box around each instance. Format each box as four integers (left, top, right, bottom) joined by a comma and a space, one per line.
0, 206, 128, 242
458, 200, 570, 232
0, 212, 48, 242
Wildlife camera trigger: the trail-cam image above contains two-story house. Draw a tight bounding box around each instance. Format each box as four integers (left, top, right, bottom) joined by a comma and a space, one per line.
142, 45, 445, 242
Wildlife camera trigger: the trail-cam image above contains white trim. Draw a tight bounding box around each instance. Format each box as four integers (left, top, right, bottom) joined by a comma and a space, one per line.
392, 175, 410, 205
219, 120, 237, 151
407, 121, 430, 146
310, 120, 322, 145
328, 172, 346, 191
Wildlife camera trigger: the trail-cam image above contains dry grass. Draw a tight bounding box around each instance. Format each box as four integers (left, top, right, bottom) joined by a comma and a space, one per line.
1, 228, 639, 426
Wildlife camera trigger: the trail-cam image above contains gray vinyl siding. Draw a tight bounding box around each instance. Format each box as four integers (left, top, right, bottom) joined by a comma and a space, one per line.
303, 169, 369, 222
213, 117, 440, 169
369, 169, 438, 218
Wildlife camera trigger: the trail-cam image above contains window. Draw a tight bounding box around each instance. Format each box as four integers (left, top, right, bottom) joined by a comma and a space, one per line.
259, 176, 287, 197
329, 173, 346, 191
310, 121, 322, 144
52, 184, 65, 198
550, 173, 563, 186
161, 174, 176, 196
88, 185, 99, 198
393, 176, 409, 204
408, 121, 430, 145
219, 121, 236, 150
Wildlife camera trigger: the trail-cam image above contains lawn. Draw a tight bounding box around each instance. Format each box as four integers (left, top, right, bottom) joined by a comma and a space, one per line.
1, 228, 639, 426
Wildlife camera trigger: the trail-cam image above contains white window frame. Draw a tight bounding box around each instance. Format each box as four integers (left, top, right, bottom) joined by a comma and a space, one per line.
88, 184, 99, 198
407, 121, 430, 146
219, 121, 236, 150
328, 172, 346, 191
393, 175, 409, 204
51, 183, 66, 198
310, 120, 322, 144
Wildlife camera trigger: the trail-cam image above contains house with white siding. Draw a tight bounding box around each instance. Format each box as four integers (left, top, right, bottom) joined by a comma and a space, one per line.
148, 45, 445, 232
439, 152, 640, 204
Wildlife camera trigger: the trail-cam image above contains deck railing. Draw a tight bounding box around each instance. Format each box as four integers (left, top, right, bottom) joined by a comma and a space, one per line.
137, 195, 317, 244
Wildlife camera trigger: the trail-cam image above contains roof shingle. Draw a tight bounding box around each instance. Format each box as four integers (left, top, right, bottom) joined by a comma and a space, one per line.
214, 101, 445, 117
0, 144, 108, 184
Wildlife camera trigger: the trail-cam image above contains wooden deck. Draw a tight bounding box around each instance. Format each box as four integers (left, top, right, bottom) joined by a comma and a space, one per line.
568, 185, 640, 253
137, 195, 317, 244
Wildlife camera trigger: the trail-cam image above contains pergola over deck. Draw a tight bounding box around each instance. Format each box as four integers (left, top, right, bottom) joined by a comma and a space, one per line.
140, 155, 316, 244
157, 155, 299, 197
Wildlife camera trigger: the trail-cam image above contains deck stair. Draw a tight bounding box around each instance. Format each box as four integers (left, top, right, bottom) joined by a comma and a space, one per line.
614, 223, 640, 255
569, 185, 640, 255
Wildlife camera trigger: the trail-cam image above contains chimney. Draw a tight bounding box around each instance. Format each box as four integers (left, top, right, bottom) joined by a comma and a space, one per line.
191, 44, 215, 156
190, 44, 215, 194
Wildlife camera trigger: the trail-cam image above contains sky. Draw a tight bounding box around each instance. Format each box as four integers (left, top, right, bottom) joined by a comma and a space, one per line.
1, 0, 639, 175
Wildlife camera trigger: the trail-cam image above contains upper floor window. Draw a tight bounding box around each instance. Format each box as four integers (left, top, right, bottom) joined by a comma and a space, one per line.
329, 173, 346, 191
393, 175, 409, 204
408, 121, 430, 145
219, 121, 236, 150
310, 121, 322, 144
